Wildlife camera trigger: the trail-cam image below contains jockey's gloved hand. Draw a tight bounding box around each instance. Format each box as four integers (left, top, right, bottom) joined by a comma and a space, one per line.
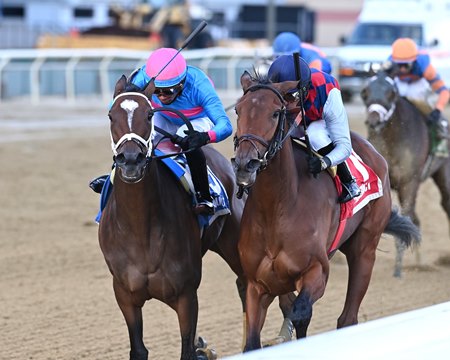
428, 109, 441, 124
308, 155, 331, 176
171, 135, 189, 150
183, 130, 210, 150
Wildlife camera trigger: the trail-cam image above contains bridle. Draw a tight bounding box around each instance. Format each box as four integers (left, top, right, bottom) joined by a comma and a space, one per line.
109, 91, 196, 164
110, 91, 154, 158
366, 75, 398, 127
233, 84, 298, 172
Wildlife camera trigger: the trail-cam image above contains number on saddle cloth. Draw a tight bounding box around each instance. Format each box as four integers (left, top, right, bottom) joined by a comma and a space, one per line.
94, 150, 231, 227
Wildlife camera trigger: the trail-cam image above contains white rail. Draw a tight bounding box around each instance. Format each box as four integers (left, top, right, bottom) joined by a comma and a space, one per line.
225, 301, 450, 359
0, 47, 273, 104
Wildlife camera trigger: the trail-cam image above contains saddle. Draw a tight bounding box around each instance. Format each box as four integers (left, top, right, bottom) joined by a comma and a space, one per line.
94, 150, 231, 228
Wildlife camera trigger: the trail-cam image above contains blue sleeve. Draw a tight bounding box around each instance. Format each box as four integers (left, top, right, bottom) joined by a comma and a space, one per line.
130, 66, 151, 89
192, 74, 232, 142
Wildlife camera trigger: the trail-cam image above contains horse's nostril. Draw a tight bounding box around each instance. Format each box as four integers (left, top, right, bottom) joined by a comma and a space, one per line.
231, 158, 239, 171
115, 154, 126, 166
246, 159, 262, 172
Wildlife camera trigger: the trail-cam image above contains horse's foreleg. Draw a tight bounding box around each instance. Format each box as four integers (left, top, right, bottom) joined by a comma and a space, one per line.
174, 290, 199, 360
289, 264, 327, 339
235, 277, 247, 351
113, 280, 148, 360
244, 282, 273, 352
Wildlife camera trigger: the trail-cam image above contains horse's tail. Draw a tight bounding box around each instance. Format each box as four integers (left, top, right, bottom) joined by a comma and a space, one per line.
384, 207, 421, 248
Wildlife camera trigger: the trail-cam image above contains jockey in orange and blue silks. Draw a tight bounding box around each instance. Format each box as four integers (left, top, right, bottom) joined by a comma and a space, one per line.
272, 32, 332, 74
268, 55, 361, 203
388, 37, 449, 157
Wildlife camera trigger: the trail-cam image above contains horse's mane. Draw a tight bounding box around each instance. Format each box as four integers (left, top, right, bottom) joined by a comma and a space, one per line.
250, 68, 272, 85
237, 69, 273, 103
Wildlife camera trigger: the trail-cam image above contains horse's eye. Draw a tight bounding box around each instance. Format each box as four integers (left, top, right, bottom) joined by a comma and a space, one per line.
388, 90, 397, 103
273, 110, 280, 119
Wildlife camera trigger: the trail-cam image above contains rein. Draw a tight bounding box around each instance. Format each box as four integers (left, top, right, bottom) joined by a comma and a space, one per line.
110, 91, 196, 163
234, 84, 297, 171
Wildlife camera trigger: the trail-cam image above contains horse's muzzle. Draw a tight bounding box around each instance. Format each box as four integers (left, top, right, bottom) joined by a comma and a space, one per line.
231, 157, 260, 187
115, 150, 148, 183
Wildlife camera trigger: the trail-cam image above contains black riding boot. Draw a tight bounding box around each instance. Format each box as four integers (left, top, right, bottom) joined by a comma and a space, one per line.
186, 148, 215, 215
336, 162, 361, 203
434, 115, 449, 158
89, 174, 109, 193
316, 143, 360, 203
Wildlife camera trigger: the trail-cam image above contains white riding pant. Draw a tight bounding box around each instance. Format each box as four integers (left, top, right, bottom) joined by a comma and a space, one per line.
152, 112, 214, 143
394, 77, 436, 108
307, 120, 332, 151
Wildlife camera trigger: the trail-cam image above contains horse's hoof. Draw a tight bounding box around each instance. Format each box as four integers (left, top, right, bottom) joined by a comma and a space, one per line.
196, 347, 217, 360
195, 336, 208, 349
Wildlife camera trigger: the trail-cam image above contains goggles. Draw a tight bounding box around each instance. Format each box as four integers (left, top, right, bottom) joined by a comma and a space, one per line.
154, 84, 183, 96
396, 62, 413, 71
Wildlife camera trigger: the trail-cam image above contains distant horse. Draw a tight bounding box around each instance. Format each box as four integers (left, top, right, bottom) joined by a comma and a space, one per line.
98, 75, 247, 360
361, 70, 450, 270
231, 71, 420, 351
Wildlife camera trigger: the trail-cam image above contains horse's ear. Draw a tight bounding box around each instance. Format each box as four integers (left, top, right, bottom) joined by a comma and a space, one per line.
143, 78, 155, 99
240, 71, 253, 92
114, 75, 127, 98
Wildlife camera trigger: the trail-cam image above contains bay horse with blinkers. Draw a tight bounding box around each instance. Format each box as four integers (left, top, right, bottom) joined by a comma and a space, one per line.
232, 71, 421, 351
361, 70, 450, 274
98, 75, 247, 360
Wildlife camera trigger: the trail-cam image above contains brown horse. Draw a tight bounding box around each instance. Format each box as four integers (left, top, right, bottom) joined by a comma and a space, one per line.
361, 70, 450, 274
232, 71, 421, 351
98, 75, 247, 360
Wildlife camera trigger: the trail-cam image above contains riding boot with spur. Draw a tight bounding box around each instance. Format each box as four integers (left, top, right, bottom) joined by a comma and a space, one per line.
186, 149, 215, 216
89, 174, 108, 193
434, 116, 449, 158
337, 162, 361, 203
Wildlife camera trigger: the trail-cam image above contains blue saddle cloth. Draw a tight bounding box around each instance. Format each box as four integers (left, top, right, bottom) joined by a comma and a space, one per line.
95, 149, 231, 229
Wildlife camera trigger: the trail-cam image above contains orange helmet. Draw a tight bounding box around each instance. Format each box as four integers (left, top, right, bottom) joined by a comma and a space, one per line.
391, 38, 418, 63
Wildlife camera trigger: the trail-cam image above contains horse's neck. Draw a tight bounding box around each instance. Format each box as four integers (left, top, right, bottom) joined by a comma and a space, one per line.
253, 144, 299, 205
392, 99, 427, 136
113, 167, 162, 228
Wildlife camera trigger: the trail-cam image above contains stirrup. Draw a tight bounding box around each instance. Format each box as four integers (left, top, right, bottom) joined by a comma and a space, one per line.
338, 179, 361, 204
193, 199, 215, 216
89, 175, 108, 194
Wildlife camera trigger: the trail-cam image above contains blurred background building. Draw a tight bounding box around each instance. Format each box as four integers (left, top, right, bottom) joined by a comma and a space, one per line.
0, 0, 363, 49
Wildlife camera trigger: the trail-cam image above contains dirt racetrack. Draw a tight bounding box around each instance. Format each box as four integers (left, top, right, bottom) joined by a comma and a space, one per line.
1, 98, 450, 360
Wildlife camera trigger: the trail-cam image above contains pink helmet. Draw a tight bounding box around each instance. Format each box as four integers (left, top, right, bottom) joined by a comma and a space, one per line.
145, 48, 187, 88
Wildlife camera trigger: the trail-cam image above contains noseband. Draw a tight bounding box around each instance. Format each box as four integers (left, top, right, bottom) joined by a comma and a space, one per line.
366, 76, 397, 126
234, 84, 293, 171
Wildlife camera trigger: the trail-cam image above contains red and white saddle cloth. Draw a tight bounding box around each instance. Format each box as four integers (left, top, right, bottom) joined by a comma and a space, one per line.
328, 150, 384, 255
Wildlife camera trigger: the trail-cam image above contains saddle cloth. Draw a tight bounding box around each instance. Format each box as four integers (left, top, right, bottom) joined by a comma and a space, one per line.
95, 149, 231, 228
291, 138, 383, 254
328, 150, 384, 254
